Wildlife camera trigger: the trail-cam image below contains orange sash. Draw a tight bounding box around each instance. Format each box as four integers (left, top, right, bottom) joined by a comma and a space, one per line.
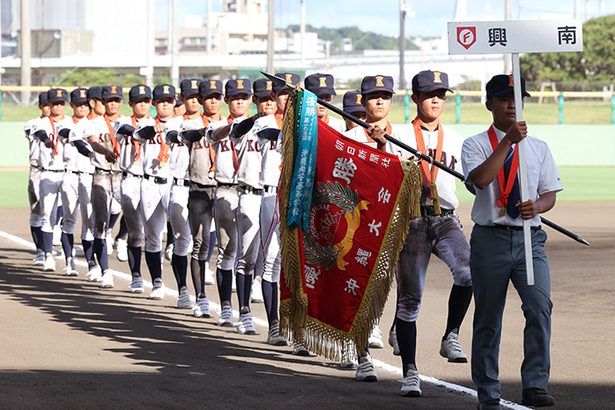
103, 114, 120, 156
488, 126, 519, 209
155, 117, 170, 165
412, 118, 443, 185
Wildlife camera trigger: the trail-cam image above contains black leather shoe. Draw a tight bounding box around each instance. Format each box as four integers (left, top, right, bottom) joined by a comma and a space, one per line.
522, 388, 555, 407
477, 400, 501, 410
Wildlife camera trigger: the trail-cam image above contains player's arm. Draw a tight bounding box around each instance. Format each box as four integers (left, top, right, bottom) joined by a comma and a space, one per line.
467, 121, 527, 189
517, 191, 556, 220
87, 135, 117, 163
365, 126, 387, 152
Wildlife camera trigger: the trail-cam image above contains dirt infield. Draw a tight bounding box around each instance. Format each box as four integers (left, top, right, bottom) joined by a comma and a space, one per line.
0, 202, 613, 409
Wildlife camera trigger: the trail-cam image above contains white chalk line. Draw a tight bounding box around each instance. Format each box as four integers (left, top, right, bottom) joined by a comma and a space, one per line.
0, 229, 529, 409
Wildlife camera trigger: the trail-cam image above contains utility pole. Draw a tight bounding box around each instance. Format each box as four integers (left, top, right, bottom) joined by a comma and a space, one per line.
169, 0, 179, 86
21, 0, 32, 105
267, 0, 275, 73
399, 0, 406, 90
145, 0, 154, 87
300, 0, 306, 66
207, 0, 212, 54
504, 0, 511, 73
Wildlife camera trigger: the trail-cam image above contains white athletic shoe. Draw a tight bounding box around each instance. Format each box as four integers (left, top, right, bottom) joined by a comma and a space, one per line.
266, 322, 287, 346
106, 233, 113, 256
177, 286, 192, 309
86, 266, 102, 282
236, 313, 257, 335
129, 276, 145, 293
339, 346, 358, 369
63, 257, 79, 277
165, 244, 174, 262
32, 250, 46, 266
355, 355, 378, 382
368, 325, 384, 349
250, 276, 264, 303
100, 270, 114, 288
115, 238, 128, 262
440, 330, 468, 363
400, 364, 422, 397
291, 342, 310, 357
149, 279, 165, 300
389, 329, 401, 356
217, 304, 233, 327
43, 253, 56, 272
193, 297, 212, 318
204, 262, 215, 285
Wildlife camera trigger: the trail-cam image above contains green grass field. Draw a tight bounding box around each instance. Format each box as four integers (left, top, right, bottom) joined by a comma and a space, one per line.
1, 166, 613, 209
2, 99, 613, 125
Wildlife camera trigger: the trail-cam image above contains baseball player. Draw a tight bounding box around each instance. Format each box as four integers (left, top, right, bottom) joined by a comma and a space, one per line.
30, 88, 73, 272
115, 84, 153, 293
207, 78, 252, 328
135, 84, 183, 300
85, 85, 131, 287
57, 87, 95, 276
24, 92, 51, 265
304, 73, 346, 133
387, 71, 473, 397
179, 78, 223, 318
462, 75, 560, 409
342, 90, 367, 130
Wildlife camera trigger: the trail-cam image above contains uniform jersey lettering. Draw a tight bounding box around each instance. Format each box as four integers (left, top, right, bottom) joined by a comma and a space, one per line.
219, 140, 231, 152
247, 139, 257, 152
98, 132, 110, 143
269, 140, 278, 150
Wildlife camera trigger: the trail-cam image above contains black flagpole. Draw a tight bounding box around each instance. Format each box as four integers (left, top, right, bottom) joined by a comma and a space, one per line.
262, 71, 590, 247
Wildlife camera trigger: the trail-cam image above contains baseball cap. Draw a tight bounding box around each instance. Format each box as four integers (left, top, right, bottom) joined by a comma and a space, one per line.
199, 79, 223, 99
38, 91, 50, 106
129, 85, 152, 103
47, 88, 69, 104
361, 75, 395, 96
412, 70, 453, 94
180, 78, 201, 98
273, 72, 300, 93
253, 78, 274, 99
343, 90, 365, 115
87, 86, 104, 102
304, 73, 336, 97
225, 79, 252, 98
152, 84, 176, 101
102, 85, 123, 102
486, 74, 531, 100
70, 87, 89, 105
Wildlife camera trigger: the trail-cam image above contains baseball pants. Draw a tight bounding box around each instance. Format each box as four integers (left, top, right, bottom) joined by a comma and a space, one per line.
39, 170, 64, 233
141, 177, 171, 253
28, 166, 43, 226
259, 192, 280, 283
91, 172, 122, 239
120, 174, 144, 247
214, 186, 239, 271
235, 190, 262, 278
188, 188, 216, 262
168, 184, 192, 256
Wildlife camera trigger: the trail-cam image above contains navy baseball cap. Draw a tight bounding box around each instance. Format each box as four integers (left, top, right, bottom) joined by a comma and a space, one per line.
304, 73, 336, 97
253, 78, 274, 99
361, 75, 395, 96
412, 70, 453, 94
199, 79, 223, 99
129, 85, 152, 103
87, 86, 103, 102
273, 72, 300, 93
180, 78, 201, 98
47, 88, 69, 104
486, 74, 531, 100
225, 79, 252, 98
70, 87, 89, 105
38, 91, 50, 106
343, 90, 365, 115
102, 85, 123, 102
153, 84, 176, 101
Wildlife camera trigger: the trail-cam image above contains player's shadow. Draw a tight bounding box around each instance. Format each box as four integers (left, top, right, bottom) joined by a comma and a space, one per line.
0, 258, 476, 409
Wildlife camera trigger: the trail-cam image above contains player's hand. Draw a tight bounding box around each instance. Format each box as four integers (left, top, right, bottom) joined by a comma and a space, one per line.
104, 149, 118, 163
516, 199, 538, 219
504, 121, 527, 144
44, 140, 55, 149
367, 126, 387, 146
154, 122, 166, 134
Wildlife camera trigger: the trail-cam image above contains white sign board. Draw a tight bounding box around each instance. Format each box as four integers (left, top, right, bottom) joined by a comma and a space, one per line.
447, 20, 583, 55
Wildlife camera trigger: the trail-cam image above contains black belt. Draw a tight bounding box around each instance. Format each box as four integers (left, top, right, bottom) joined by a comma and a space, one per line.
30, 164, 41, 170
122, 171, 143, 178
421, 206, 454, 217
491, 224, 542, 231
239, 184, 264, 195
173, 177, 190, 187
190, 181, 216, 189
264, 185, 278, 194
42, 168, 65, 173
144, 174, 168, 184
95, 167, 119, 174
217, 182, 237, 188
66, 169, 94, 175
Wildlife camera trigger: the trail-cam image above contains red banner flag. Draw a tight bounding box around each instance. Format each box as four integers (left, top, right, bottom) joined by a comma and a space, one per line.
278, 91, 422, 360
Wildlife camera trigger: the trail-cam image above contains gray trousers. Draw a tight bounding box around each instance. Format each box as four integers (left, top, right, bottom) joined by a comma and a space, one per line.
91, 172, 122, 239
470, 225, 552, 403
188, 187, 216, 261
